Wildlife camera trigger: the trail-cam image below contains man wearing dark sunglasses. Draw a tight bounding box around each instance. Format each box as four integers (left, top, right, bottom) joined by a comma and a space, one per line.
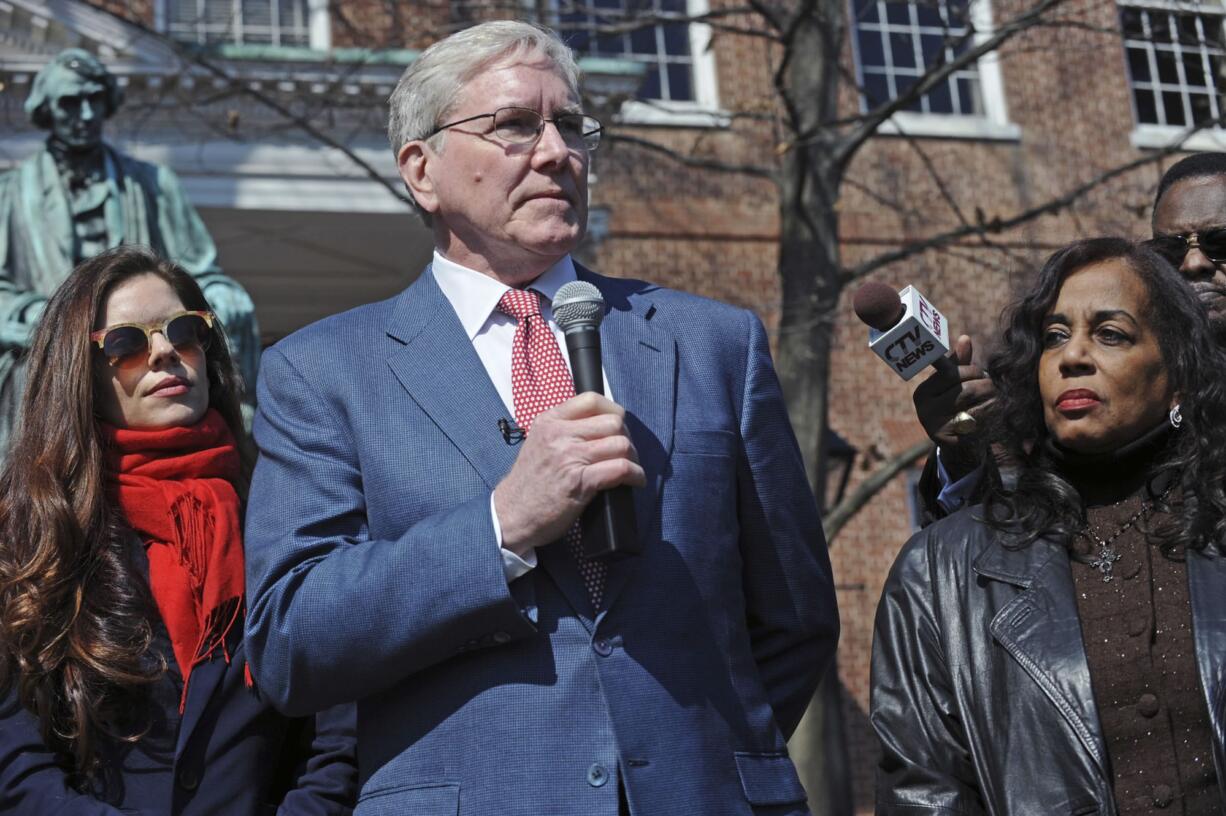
242, 20, 837, 816
1148, 153, 1226, 337
913, 151, 1226, 522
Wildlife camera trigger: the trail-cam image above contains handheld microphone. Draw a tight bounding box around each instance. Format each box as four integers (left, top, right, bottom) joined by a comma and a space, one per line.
552, 280, 640, 561
852, 282, 950, 381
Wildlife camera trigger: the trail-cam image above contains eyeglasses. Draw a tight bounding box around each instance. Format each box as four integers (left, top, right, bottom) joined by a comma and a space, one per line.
90, 310, 214, 367
427, 106, 603, 151
1145, 227, 1226, 266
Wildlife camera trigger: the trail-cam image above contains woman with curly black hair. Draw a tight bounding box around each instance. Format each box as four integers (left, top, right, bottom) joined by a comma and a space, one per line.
871, 237, 1226, 815
0, 246, 355, 814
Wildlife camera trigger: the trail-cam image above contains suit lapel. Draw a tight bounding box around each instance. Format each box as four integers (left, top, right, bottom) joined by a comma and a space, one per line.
384, 268, 519, 490
976, 539, 1109, 776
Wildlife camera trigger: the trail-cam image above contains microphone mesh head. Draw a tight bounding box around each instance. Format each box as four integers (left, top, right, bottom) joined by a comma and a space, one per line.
553, 281, 605, 332
852, 282, 905, 332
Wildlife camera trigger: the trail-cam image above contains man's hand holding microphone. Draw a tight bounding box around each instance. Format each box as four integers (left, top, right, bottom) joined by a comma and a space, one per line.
494, 393, 644, 557
495, 280, 644, 560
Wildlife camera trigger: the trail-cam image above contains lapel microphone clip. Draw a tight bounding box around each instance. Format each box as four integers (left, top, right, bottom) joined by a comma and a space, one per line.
498, 418, 525, 445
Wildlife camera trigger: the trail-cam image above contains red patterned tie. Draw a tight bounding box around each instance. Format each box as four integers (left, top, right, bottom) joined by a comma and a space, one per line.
497, 288, 607, 611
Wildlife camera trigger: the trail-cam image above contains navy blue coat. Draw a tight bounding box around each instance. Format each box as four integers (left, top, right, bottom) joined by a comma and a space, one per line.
0, 580, 357, 814
243, 267, 839, 816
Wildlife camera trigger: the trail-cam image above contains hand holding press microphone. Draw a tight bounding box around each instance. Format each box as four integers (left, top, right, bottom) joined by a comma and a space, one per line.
852, 282, 951, 379
852, 281, 994, 447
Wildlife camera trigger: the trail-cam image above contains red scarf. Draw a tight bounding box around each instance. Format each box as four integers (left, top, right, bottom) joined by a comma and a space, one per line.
102, 409, 248, 712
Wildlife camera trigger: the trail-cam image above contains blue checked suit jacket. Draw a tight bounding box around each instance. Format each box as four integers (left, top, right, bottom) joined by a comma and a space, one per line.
243, 264, 839, 816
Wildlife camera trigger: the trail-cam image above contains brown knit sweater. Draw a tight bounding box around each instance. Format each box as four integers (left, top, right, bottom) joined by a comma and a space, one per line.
1071, 491, 1218, 815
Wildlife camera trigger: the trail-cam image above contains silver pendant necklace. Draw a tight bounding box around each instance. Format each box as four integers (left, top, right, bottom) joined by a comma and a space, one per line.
1082, 492, 1164, 582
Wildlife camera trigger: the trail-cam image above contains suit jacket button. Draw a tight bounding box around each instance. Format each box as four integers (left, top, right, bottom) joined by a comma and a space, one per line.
493, 631, 512, 644
1152, 784, 1173, 807
593, 637, 613, 657
177, 765, 200, 791
587, 763, 609, 787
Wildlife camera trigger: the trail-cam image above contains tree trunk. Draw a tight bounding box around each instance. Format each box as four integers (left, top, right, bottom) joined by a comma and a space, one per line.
772, 5, 853, 812
774, 116, 854, 816
775, 148, 853, 816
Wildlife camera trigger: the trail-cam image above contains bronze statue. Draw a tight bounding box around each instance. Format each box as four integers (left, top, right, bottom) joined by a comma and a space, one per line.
0, 48, 261, 444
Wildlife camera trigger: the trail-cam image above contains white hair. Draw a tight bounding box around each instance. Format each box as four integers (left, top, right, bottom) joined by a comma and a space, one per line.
387, 21, 582, 220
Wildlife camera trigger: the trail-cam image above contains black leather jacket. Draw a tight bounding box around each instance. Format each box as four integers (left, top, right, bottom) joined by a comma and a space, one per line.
870, 507, 1226, 815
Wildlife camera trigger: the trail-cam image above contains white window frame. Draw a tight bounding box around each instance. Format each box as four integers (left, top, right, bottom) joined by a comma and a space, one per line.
155, 0, 331, 50
555, 0, 726, 127
1121, 0, 1226, 150
852, 0, 1019, 140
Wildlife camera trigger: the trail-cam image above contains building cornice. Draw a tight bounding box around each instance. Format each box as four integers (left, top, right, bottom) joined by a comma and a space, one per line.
1, 0, 644, 101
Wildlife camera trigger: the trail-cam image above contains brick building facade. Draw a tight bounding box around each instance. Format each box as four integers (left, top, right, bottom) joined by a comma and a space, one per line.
2, 0, 1221, 811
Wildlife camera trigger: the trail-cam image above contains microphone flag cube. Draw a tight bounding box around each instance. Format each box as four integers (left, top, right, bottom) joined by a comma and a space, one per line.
867, 285, 950, 381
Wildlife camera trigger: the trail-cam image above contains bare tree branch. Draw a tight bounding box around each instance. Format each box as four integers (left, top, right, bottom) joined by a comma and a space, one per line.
830, 0, 1070, 165
839, 177, 914, 216
901, 133, 973, 230
101, 12, 413, 207
744, 0, 788, 36
823, 439, 933, 542
187, 57, 412, 205
937, 235, 1041, 275
552, 3, 781, 40
606, 132, 777, 179
842, 124, 1217, 284
771, 0, 823, 131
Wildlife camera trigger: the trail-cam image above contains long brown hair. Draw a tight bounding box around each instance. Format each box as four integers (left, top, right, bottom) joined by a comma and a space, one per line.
0, 245, 252, 779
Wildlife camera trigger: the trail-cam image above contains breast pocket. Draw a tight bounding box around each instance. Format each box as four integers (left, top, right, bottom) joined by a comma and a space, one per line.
674, 428, 738, 458
669, 429, 739, 545
355, 781, 460, 816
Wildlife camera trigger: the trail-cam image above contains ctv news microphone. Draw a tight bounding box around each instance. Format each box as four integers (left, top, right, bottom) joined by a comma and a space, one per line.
852, 281, 951, 381
552, 281, 641, 561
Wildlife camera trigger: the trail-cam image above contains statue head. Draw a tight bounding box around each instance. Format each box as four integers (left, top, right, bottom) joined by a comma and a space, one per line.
25, 49, 123, 152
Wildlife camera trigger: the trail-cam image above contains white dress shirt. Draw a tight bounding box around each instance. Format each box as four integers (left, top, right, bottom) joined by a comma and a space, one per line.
431, 251, 613, 582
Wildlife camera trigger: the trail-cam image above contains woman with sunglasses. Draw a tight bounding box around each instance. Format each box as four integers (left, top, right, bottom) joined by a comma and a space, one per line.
0, 246, 356, 813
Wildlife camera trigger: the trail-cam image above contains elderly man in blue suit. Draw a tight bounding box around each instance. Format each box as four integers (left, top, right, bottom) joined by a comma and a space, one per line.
243, 20, 838, 816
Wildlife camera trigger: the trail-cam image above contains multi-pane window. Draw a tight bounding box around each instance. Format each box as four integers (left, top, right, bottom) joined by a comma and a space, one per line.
166, 0, 312, 46
1120, 2, 1226, 128
851, 0, 985, 116
559, 0, 698, 102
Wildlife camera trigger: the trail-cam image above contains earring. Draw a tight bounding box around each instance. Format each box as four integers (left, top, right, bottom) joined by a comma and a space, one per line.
1170, 404, 1183, 430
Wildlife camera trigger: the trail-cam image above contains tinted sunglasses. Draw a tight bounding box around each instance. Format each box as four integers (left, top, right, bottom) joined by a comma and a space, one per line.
90, 310, 214, 366
1145, 227, 1226, 266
